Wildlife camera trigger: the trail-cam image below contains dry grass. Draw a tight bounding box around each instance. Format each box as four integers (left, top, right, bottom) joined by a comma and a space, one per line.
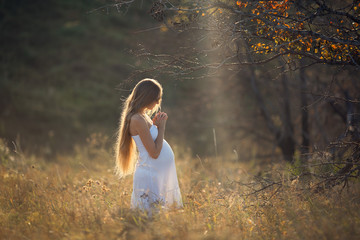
0, 136, 360, 240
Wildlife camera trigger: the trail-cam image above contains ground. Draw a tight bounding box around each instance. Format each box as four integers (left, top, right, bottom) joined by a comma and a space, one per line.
0, 137, 359, 240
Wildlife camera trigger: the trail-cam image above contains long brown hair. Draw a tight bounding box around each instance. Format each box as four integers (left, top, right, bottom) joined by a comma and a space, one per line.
114, 78, 163, 177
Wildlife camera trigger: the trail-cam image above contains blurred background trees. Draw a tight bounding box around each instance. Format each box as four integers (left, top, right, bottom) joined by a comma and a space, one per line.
0, 0, 155, 155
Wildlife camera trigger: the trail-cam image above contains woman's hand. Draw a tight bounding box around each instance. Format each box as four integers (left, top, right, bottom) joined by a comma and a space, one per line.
153, 111, 168, 129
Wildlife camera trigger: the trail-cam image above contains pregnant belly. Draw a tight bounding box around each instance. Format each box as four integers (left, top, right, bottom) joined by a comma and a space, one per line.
149, 140, 175, 169
158, 140, 174, 160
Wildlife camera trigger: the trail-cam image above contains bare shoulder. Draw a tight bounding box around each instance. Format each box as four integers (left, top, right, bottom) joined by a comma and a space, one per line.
130, 114, 148, 136
131, 114, 146, 126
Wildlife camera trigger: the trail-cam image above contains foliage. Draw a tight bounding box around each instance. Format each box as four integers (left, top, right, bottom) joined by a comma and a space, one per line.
233, 0, 360, 66
0, 139, 12, 166
103, 0, 360, 79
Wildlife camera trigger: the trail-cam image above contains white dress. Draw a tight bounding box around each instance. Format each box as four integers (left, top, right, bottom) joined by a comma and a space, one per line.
131, 124, 183, 212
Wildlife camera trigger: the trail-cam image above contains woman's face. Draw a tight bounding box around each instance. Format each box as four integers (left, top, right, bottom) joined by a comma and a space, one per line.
147, 96, 161, 110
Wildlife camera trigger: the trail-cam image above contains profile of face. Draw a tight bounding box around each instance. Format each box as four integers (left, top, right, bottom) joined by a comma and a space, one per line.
146, 96, 162, 110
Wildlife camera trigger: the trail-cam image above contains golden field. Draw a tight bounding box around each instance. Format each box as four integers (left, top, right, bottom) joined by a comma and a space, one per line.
0, 136, 359, 240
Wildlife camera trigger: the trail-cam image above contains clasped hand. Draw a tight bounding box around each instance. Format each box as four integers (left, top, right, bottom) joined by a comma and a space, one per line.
152, 111, 168, 128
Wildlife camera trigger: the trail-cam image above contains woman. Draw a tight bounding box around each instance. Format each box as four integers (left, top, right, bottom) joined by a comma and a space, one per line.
114, 78, 183, 213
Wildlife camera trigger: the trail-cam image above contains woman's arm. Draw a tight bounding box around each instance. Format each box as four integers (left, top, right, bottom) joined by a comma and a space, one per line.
131, 114, 167, 159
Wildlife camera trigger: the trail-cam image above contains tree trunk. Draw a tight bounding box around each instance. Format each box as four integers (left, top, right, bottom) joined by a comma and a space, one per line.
279, 66, 295, 162
299, 63, 310, 162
